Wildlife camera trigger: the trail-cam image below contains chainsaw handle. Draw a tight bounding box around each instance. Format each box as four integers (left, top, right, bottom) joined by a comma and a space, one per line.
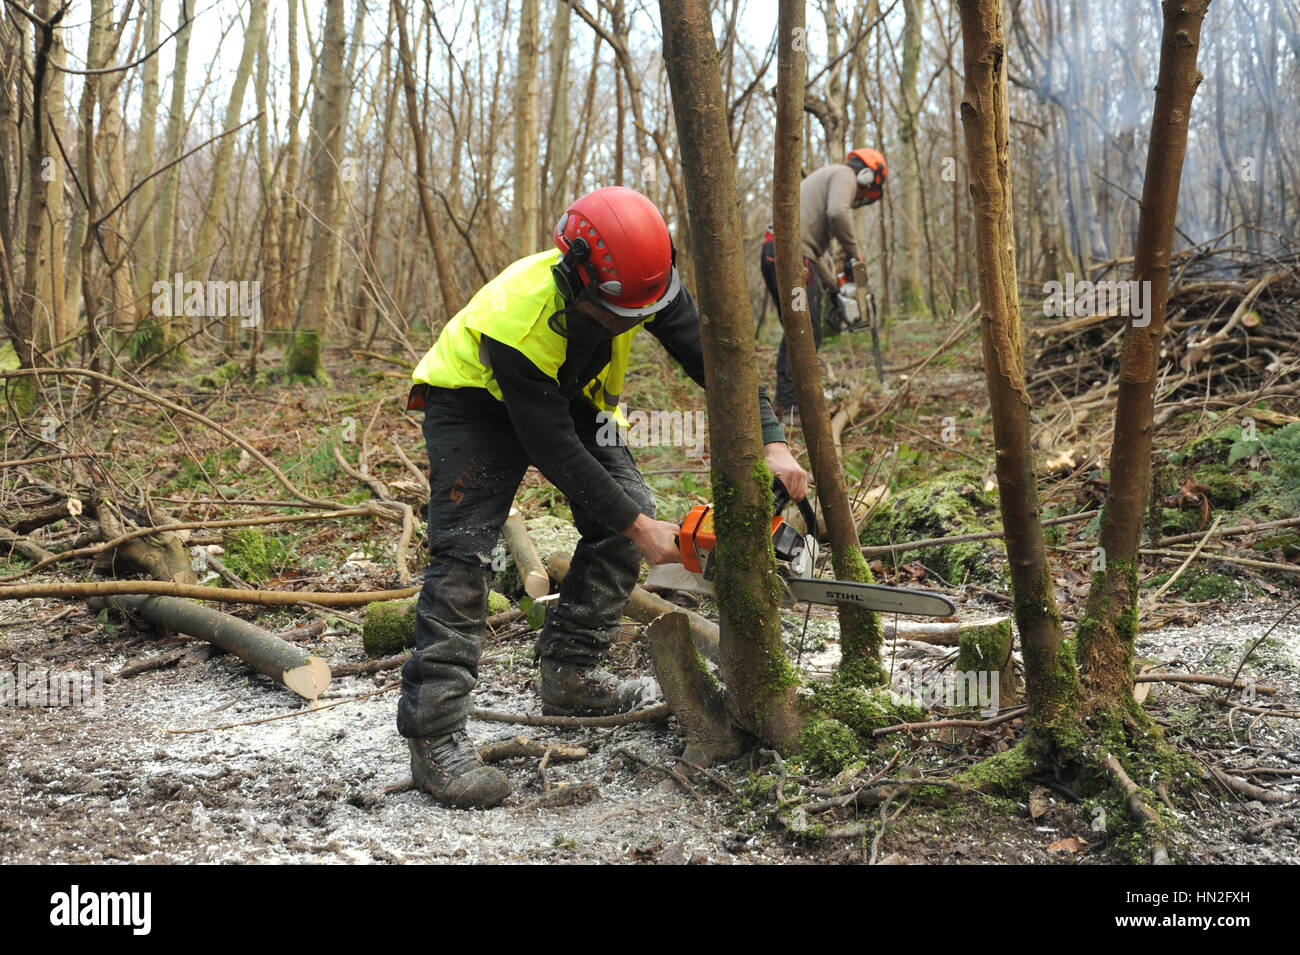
772, 477, 819, 539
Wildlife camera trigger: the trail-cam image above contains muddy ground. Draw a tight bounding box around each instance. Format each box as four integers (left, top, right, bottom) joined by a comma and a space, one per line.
1, 592, 1297, 865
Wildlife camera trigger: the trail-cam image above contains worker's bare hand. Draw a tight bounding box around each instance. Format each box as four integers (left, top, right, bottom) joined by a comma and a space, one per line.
765, 442, 810, 501
625, 514, 683, 565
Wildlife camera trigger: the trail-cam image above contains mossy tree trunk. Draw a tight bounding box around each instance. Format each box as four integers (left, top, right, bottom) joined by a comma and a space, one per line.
1076, 0, 1210, 711
289, 0, 345, 380
955, 0, 1077, 753
660, 0, 803, 749
773, 0, 885, 689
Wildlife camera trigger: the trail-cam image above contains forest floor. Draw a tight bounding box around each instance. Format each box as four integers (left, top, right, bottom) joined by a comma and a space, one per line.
2, 306, 1298, 864
1, 593, 1296, 864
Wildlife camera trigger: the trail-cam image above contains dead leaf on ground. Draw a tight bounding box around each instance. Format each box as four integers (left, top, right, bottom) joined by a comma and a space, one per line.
1048, 835, 1089, 854
1028, 785, 1052, 822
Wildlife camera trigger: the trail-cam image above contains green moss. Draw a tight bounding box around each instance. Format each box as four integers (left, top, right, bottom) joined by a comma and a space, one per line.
0, 339, 35, 417
710, 462, 801, 702
858, 470, 1003, 584
1256, 534, 1300, 559
198, 360, 243, 388
1183, 572, 1239, 601
221, 527, 291, 583
810, 683, 923, 737
362, 597, 417, 657
953, 741, 1034, 795
831, 547, 887, 688
284, 330, 328, 382
1143, 569, 1239, 602
799, 717, 861, 775
487, 590, 511, 615
956, 618, 1013, 673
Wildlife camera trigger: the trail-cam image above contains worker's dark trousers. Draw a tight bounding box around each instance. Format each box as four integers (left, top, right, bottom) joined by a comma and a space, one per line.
396, 388, 655, 740
761, 239, 825, 413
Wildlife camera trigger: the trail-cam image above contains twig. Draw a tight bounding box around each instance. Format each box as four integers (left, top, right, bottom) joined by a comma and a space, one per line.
1145, 515, 1222, 606
1224, 601, 1299, 705
872, 706, 1027, 737
861, 510, 1098, 559
0, 579, 418, 606
165, 682, 398, 734
1101, 756, 1169, 865
470, 702, 671, 728
1134, 672, 1275, 694
478, 737, 588, 763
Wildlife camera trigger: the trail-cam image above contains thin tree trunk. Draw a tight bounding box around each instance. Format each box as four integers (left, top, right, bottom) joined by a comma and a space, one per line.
660, 0, 803, 748
151, 0, 194, 352
773, 0, 885, 688
271, 0, 302, 331
542, 0, 573, 229
897, 0, 926, 315
129, 0, 161, 317
394, 0, 460, 321
192, 0, 266, 277
513, 0, 540, 256
955, 0, 1076, 751
1076, 0, 1210, 709
289, 0, 346, 378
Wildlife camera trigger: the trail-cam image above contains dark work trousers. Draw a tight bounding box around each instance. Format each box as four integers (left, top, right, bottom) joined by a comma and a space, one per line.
761, 239, 825, 413
396, 387, 656, 740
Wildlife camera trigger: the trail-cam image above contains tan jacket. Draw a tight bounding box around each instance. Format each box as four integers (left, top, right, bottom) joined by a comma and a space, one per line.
799, 164, 861, 284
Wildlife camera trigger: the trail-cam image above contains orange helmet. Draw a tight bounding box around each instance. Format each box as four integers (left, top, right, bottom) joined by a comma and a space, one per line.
848, 148, 887, 204
552, 187, 680, 319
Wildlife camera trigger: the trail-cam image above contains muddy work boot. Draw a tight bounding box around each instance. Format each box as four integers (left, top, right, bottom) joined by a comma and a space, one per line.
408, 731, 511, 809
539, 658, 660, 716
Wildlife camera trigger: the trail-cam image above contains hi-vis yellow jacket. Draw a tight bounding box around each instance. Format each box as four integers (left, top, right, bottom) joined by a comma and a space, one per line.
412, 250, 636, 420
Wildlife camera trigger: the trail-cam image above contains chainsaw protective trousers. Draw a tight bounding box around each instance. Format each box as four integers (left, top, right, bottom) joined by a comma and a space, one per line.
396, 387, 654, 740
761, 238, 825, 413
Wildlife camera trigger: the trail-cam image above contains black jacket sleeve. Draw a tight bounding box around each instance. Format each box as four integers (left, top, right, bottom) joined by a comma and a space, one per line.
644, 285, 788, 445
485, 335, 645, 533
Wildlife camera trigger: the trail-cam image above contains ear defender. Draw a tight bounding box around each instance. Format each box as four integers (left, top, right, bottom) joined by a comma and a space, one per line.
551, 233, 594, 301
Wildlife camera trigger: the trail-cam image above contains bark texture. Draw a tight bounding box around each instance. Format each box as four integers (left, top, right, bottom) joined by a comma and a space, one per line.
773, 0, 885, 688
660, 0, 803, 748
955, 0, 1077, 748
1076, 0, 1210, 707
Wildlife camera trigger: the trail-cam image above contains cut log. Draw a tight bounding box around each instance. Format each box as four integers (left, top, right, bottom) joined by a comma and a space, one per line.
504, 507, 550, 598
89, 594, 331, 700
93, 495, 197, 585
546, 551, 721, 664
361, 596, 518, 657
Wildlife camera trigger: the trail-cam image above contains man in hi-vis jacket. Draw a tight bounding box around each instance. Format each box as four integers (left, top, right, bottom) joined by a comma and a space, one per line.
401, 186, 809, 808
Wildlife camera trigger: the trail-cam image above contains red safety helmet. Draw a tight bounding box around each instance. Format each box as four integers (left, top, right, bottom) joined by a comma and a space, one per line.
552, 187, 681, 319
847, 147, 888, 203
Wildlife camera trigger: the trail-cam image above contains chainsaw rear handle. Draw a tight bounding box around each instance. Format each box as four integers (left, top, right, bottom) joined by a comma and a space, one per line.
772, 477, 818, 539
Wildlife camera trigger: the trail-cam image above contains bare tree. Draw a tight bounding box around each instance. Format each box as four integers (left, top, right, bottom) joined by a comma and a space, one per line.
1076, 0, 1211, 710
955, 0, 1076, 752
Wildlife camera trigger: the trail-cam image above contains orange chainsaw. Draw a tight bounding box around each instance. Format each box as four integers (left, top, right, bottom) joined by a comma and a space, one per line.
645, 479, 956, 617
